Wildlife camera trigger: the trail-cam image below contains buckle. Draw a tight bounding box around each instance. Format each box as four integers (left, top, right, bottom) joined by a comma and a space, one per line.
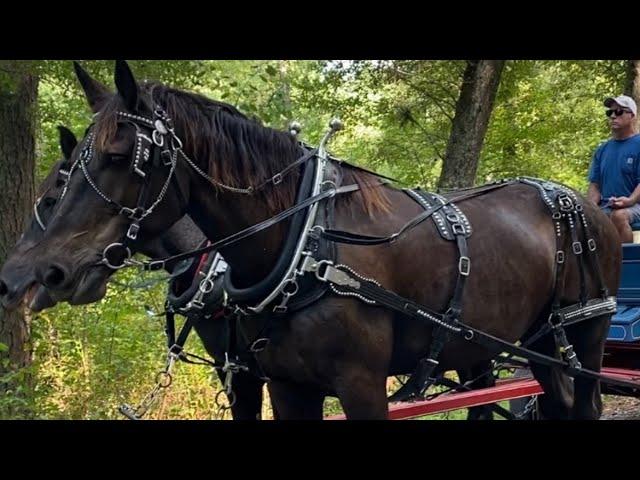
552, 212, 562, 220
188, 299, 205, 310
556, 250, 565, 264
558, 194, 573, 211
572, 241, 583, 255
458, 256, 471, 276
146, 260, 166, 272
127, 223, 140, 241
446, 213, 460, 223
452, 223, 466, 235
588, 239, 596, 252
272, 173, 283, 185
120, 206, 145, 221
316, 263, 360, 288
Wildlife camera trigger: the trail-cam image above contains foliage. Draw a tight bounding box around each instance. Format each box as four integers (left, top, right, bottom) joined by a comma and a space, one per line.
0, 59, 629, 419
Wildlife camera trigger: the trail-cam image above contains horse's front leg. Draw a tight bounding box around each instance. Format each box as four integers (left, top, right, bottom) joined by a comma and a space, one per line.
267, 380, 325, 420
228, 373, 265, 420
334, 368, 390, 419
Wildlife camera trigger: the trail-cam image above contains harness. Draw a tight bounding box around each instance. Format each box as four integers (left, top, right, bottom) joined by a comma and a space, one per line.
56, 104, 639, 414
304, 177, 625, 400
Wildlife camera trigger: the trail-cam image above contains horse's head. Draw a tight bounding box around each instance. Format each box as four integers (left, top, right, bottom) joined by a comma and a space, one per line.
0, 126, 79, 310
29, 61, 191, 304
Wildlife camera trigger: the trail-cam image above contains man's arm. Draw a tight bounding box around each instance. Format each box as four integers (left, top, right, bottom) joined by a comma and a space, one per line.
611, 183, 640, 208
587, 182, 602, 206
587, 143, 604, 205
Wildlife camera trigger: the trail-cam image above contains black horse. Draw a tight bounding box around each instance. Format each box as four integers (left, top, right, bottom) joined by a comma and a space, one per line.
0, 125, 268, 419
0, 122, 498, 420
22, 61, 620, 419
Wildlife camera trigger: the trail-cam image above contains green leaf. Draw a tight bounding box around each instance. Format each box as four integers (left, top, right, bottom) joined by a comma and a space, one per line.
265, 65, 277, 76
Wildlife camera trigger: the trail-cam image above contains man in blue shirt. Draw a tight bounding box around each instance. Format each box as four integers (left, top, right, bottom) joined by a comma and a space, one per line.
588, 94, 640, 243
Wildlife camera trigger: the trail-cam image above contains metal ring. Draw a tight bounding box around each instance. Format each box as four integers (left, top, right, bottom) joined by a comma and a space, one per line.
321, 180, 337, 192
464, 330, 474, 341
214, 389, 236, 409
101, 243, 132, 270
152, 129, 164, 147
199, 278, 215, 294
281, 279, 299, 296
155, 371, 173, 388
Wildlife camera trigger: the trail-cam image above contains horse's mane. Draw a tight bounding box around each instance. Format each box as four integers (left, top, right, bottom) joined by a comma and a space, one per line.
94, 82, 390, 215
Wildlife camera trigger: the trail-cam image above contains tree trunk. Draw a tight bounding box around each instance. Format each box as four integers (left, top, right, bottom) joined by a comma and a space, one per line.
0, 65, 38, 414
624, 60, 640, 129
438, 60, 505, 190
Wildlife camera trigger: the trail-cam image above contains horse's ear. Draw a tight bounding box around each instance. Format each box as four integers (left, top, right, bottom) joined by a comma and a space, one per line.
73, 61, 110, 113
57, 125, 78, 160
114, 60, 138, 112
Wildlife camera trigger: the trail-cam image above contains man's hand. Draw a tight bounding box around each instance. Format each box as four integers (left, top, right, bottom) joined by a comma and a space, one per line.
610, 196, 634, 208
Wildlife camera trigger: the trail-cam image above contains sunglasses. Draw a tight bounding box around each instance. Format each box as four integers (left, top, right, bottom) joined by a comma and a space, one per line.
606, 108, 631, 117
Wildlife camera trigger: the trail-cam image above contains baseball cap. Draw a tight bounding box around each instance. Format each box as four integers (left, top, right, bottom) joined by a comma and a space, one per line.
604, 95, 637, 116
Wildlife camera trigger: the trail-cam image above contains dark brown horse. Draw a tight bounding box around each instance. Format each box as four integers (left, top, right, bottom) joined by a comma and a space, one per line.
25, 61, 620, 419
0, 126, 267, 420
0, 122, 498, 420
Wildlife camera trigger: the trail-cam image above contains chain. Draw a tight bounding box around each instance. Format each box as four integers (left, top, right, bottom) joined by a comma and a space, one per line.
119, 352, 177, 420
137, 152, 177, 221
176, 147, 255, 195
515, 396, 539, 420
213, 353, 249, 418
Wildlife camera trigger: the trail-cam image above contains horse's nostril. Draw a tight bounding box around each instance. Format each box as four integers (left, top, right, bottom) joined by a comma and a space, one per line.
0, 279, 8, 297
43, 265, 66, 289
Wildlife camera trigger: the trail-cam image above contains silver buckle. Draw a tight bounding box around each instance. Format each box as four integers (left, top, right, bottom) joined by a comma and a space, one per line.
316, 264, 360, 288
572, 241, 583, 255
188, 299, 205, 310
127, 223, 140, 241
458, 256, 471, 276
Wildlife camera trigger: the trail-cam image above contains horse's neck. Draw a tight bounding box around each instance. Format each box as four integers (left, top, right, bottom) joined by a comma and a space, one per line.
187, 182, 289, 286
174, 115, 300, 285
138, 216, 206, 274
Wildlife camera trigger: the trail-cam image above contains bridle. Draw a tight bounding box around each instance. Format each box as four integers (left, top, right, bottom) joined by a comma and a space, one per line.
32, 164, 72, 232
54, 108, 179, 270
54, 104, 323, 272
